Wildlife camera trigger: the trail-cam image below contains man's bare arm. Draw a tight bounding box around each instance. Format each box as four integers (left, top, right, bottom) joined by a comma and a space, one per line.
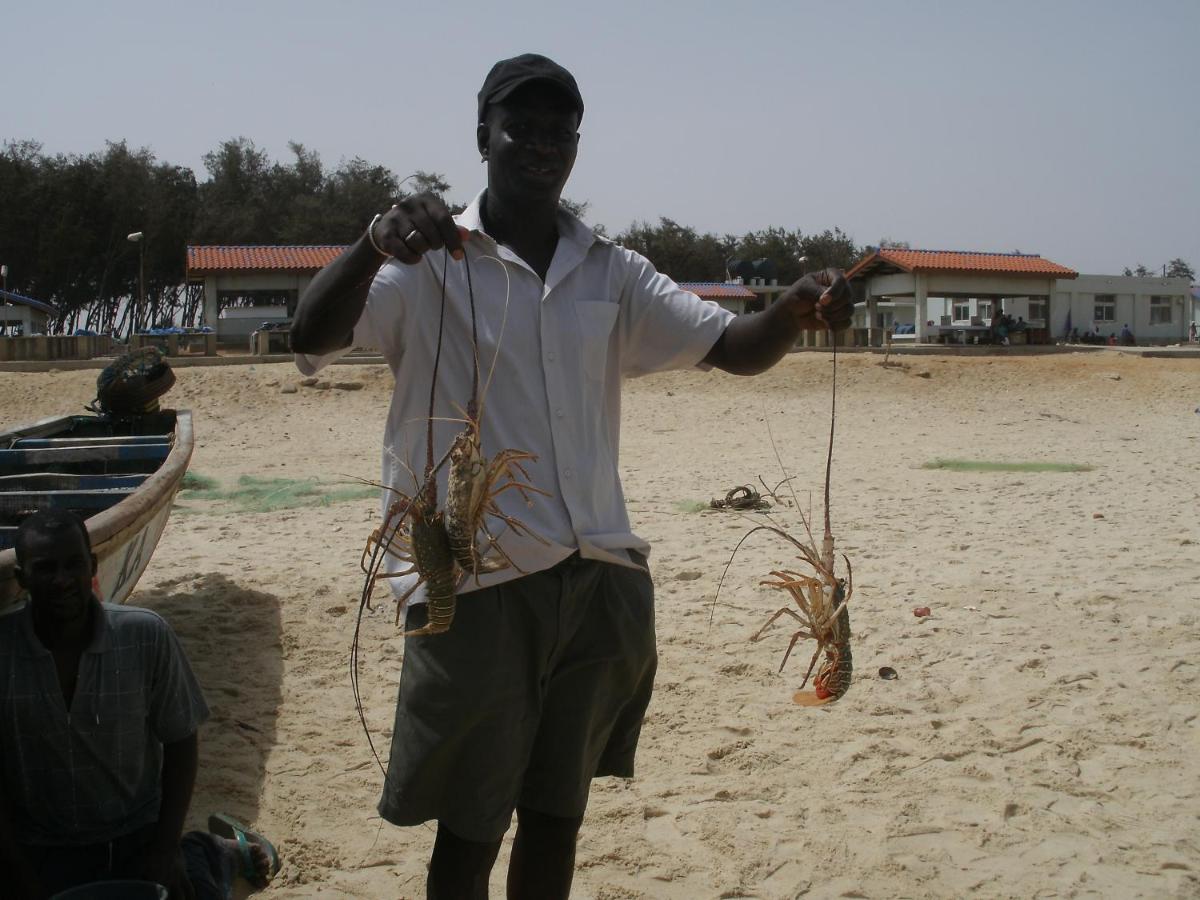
703, 269, 854, 376
291, 194, 467, 356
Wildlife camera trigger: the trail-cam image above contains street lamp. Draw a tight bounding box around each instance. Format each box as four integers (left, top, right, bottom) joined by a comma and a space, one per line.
127, 232, 144, 337
1, 264, 8, 336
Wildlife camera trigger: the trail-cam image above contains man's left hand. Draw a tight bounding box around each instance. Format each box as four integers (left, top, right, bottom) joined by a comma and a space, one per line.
781, 268, 854, 332
137, 846, 195, 900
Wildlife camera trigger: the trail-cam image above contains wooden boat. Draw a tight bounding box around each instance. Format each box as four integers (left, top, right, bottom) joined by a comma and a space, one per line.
0, 409, 193, 610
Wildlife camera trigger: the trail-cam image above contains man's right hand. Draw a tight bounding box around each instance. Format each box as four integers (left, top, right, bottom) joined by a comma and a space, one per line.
370, 193, 469, 264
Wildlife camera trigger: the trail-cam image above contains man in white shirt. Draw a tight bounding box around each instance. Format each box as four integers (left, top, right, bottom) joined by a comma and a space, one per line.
292, 53, 852, 900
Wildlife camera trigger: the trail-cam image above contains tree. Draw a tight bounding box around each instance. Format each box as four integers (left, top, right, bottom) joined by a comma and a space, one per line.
615, 218, 733, 281
1166, 258, 1195, 281
559, 197, 589, 220
800, 227, 861, 272
192, 137, 273, 244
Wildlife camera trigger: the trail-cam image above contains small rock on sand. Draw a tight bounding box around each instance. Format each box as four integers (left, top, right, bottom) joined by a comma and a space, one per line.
332, 381, 364, 391
299, 376, 319, 387
280, 384, 298, 394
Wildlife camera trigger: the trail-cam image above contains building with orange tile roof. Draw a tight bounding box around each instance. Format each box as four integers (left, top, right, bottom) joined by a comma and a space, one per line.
847, 248, 1192, 345
187, 245, 349, 343
846, 247, 1078, 345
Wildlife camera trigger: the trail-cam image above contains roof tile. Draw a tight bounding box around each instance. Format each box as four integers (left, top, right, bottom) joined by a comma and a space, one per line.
678, 282, 757, 299
847, 248, 1077, 280
187, 245, 348, 274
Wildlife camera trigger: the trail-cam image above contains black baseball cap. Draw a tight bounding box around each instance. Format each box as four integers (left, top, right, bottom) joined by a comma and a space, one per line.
477, 53, 584, 124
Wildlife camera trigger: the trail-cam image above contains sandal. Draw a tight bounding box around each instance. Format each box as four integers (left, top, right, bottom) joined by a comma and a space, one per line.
208, 813, 280, 888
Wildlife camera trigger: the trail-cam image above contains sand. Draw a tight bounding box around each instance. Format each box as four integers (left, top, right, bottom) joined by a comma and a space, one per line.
3, 351, 1198, 899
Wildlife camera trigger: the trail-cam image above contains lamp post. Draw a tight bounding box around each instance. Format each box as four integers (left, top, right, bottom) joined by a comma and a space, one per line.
1, 264, 8, 336
127, 232, 144, 337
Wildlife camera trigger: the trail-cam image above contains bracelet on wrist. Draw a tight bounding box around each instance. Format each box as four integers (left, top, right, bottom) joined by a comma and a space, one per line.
367, 213, 390, 258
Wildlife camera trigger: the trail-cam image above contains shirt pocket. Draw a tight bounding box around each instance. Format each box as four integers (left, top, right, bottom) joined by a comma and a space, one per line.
574, 301, 619, 382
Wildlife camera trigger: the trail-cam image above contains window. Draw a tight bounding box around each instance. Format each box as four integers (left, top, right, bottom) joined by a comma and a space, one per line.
876, 310, 894, 329
1029, 300, 1047, 321
953, 302, 971, 322
978, 301, 993, 320
1150, 296, 1172, 325
1094, 294, 1115, 322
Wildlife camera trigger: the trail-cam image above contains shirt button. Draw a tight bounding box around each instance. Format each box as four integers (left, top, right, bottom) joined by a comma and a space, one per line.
547, 351, 557, 362
563, 468, 574, 479
555, 408, 564, 418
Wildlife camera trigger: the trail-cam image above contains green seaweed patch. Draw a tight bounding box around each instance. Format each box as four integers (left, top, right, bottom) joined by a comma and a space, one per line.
180, 473, 377, 512
675, 500, 710, 513
922, 459, 1094, 474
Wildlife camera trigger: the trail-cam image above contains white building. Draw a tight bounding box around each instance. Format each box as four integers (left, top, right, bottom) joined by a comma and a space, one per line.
1052, 274, 1192, 343
0, 290, 57, 336
186, 245, 343, 344
847, 248, 1194, 345
677, 282, 757, 315
847, 248, 1076, 345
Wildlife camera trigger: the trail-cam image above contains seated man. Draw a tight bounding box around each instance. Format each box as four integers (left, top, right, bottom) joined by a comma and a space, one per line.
0, 510, 278, 899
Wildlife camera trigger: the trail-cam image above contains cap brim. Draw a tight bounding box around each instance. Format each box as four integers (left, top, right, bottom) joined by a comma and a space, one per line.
486, 77, 582, 115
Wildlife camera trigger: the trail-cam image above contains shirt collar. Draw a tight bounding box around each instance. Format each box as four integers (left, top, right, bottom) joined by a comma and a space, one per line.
16, 595, 110, 658
456, 189, 598, 288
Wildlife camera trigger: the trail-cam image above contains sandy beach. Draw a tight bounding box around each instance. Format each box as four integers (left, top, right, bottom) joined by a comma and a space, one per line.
3, 350, 1198, 899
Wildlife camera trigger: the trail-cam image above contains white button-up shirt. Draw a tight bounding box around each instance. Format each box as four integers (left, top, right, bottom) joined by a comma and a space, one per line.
297, 192, 733, 602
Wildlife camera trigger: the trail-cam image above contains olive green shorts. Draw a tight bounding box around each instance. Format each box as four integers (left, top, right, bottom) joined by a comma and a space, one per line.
378, 551, 657, 842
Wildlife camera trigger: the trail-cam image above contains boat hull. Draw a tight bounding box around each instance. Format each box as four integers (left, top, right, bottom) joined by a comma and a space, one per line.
0, 410, 193, 610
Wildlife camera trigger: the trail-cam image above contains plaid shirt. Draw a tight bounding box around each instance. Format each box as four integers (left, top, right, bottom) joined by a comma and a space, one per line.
0, 599, 209, 846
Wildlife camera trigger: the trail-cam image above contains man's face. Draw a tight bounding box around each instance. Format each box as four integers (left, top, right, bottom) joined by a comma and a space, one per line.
16, 529, 96, 627
479, 82, 580, 203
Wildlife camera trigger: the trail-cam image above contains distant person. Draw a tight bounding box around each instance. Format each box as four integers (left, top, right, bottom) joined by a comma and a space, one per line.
1070, 327, 1080, 343
0, 510, 279, 899
1119, 323, 1135, 346
1190, 321, 1197, 343
1107, 333, 1117, 346
992, 310, 1009, 345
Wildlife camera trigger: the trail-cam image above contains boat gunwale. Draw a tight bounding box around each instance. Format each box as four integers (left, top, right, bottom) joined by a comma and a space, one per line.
0, 410, 193, 608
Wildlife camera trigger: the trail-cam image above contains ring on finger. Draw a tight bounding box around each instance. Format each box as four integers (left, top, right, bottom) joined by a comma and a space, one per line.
403, 228, 422, 246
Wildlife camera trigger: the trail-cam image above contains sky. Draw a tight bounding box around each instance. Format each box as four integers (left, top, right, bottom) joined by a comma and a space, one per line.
6, 0, 1198, 275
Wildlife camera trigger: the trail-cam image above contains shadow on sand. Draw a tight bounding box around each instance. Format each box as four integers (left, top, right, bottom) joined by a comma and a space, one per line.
136, 573, 283, 832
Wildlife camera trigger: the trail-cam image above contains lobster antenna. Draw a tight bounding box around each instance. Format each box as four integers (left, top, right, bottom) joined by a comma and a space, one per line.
764, 412, 817, 548
475, 253, 513, 422
422, 251, 451, 476
822, 329, 838, 572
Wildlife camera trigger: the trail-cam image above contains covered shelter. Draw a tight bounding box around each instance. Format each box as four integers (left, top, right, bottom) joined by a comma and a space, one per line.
846, 248, 1078, 345
678, 282, 757, 315
186, 245, 344, 344
0, 289, 59, 336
